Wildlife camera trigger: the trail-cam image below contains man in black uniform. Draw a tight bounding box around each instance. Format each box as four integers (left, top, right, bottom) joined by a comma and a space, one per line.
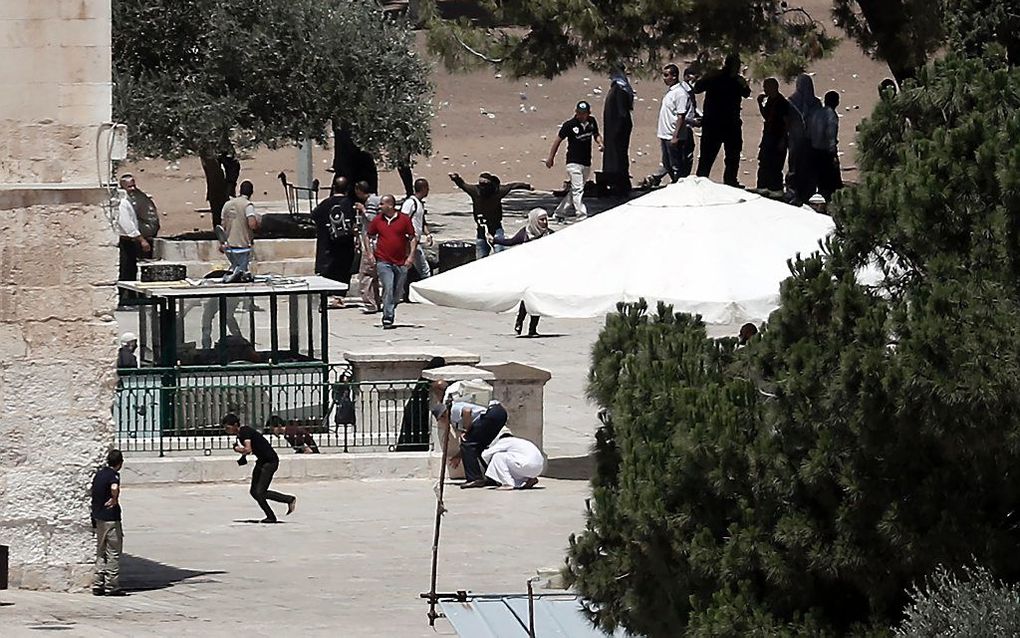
222, 413, 296, 523
694, 53, 751, 187
546, 100, 603, 220
312, 175, 358, 308
91, 449, 126, 596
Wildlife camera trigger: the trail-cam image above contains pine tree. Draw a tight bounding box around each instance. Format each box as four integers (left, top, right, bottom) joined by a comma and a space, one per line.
566, 45, 1020, 638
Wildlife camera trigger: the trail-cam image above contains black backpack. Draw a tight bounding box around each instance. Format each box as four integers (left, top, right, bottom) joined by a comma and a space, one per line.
328, 201, 356, 241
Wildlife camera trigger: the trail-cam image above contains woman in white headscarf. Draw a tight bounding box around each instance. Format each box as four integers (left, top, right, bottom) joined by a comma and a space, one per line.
494, 208, 553, 336
787, 74, 822, 201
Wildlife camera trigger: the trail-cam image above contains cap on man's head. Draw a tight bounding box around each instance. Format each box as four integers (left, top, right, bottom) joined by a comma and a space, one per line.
576, 101, 591, 112
119, 332, 137, 346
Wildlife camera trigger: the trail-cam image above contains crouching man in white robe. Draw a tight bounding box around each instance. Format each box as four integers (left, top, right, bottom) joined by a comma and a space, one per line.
481, 433, 545, 490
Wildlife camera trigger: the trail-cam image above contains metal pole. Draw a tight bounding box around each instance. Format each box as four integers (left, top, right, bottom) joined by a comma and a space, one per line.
527, 579, 537, 638
426, 394, 453, 626
297, 139, 313, 190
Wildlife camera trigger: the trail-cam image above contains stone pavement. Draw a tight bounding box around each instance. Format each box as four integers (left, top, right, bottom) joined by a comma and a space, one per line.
3, 478, 590, 637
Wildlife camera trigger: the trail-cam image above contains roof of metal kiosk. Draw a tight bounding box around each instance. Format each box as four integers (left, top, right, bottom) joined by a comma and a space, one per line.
117, 275, 348, 299
439, 592, 634, 638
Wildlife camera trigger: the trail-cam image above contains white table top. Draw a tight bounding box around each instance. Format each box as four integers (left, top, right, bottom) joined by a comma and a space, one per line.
117, 275, 348, 299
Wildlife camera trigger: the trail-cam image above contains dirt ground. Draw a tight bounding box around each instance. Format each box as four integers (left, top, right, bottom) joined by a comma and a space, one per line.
123, 0, 891, 236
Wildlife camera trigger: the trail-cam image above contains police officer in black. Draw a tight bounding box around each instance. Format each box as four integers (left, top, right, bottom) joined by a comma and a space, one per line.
222, 413, 296, 523
694, 53, 751, 187
312, 175, 358, 308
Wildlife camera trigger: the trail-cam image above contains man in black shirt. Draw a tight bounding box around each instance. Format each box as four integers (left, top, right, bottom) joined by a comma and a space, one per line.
694, 53, 751, 187
312, 175, 358, 309
546, 100, 603, 220
756, 77, 793, 192
91, 449, 125, 596
222, 413, 296, 523
449, 172, 533, 259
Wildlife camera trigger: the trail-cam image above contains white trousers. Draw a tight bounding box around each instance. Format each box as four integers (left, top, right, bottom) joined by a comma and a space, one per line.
554, 163, 590, 218
484, 452, 545, 488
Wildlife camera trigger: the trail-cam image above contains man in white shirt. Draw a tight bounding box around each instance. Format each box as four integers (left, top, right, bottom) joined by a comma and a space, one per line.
116, 174, 150, 306
650, 65, 697, 186
482, 433, 545, 489
399, 178, 431, 279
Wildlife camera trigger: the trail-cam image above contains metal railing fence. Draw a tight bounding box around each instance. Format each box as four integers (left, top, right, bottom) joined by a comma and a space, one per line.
114, 363, 431, 456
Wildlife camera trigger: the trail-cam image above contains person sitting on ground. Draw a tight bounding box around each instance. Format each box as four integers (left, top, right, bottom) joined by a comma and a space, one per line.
117, 332, 138, 368
449, 171, 533, 259
481, 432, 545, 490
268, 416, 320, 454
493, 208, 554, 337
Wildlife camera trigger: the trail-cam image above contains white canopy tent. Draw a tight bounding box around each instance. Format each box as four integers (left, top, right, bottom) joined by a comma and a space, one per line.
410, 178, 838, 325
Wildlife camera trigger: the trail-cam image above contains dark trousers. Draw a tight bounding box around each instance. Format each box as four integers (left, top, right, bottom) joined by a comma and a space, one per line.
696, 121, 743, 186
515, 301, 540, 335
461, 404, 508, 482
813, 148, 844, 201
250, 461, 292, 521
118, 237, 140, 305
756, 136, 788, 191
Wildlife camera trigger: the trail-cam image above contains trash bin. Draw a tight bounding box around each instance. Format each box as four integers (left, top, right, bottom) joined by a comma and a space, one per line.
437, 241, 475, 273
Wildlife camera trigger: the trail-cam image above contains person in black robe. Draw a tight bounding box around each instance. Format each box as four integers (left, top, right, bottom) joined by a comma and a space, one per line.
601, 71, 635, 194
395, 356, 446, 451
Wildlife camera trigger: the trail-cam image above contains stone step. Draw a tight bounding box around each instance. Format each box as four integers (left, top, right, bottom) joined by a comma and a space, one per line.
143, 258, 315, 279
154, 237, 316, 262
120, 451, 439, 485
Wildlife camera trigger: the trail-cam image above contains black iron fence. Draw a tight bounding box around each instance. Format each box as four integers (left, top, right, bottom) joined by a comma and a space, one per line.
114, 363, 430, 456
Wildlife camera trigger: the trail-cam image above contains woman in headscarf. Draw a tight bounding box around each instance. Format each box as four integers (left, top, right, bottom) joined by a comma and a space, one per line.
787, 74, 822, 202
494, 208, 553, 337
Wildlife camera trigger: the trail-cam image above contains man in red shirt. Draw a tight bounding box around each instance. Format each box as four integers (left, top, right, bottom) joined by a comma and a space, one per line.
366, 194, 418, 329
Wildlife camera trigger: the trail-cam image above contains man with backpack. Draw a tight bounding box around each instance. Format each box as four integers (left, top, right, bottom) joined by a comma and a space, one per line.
400, 178, 432, 279
312, 175, 358, 309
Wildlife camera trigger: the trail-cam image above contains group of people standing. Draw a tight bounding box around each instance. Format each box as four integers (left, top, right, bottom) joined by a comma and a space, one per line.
633, 54, 843, 204
311, 175, 432, 328
756, 73, 843, 203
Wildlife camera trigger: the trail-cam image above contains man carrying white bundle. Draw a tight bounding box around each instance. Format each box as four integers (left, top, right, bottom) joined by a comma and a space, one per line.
482, 432, 545, 490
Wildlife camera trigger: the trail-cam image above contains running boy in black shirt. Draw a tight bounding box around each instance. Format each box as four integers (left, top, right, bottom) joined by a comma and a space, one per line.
222, 413, 296, 523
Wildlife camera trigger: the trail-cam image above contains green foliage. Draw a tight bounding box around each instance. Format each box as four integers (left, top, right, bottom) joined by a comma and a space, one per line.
113, 0, 433, 164
568, 53, 1020, 636
895, 564, 1020, 637
420, 0, 836, 79
831, 0, 945, 81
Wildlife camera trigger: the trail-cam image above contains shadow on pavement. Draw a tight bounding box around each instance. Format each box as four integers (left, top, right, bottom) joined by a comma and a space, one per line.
544, 454, 595, 481
121, 554, 227, 592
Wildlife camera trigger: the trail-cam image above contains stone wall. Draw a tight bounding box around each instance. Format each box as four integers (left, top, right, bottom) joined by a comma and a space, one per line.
0, 0, 117, 592
0, 0, 112, 185
0, 188, 118, 590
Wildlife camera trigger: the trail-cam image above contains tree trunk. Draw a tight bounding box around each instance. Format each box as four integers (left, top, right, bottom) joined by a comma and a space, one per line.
201, 154, 229, 228
855, 0, 922, 82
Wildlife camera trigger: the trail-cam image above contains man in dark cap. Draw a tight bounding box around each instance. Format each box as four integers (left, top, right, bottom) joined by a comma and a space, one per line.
546, 100, 603, 221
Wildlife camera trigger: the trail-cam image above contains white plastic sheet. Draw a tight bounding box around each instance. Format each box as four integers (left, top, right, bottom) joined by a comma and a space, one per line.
410, 178, 837, 324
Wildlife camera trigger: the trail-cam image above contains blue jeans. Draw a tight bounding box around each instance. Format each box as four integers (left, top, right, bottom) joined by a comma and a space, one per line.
376, 261, 408, 325
225, 247, 252, 275
475, 227, 505, 259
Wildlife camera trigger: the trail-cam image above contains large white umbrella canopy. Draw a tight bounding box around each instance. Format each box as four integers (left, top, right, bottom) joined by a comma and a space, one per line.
410, 178, 836, 324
